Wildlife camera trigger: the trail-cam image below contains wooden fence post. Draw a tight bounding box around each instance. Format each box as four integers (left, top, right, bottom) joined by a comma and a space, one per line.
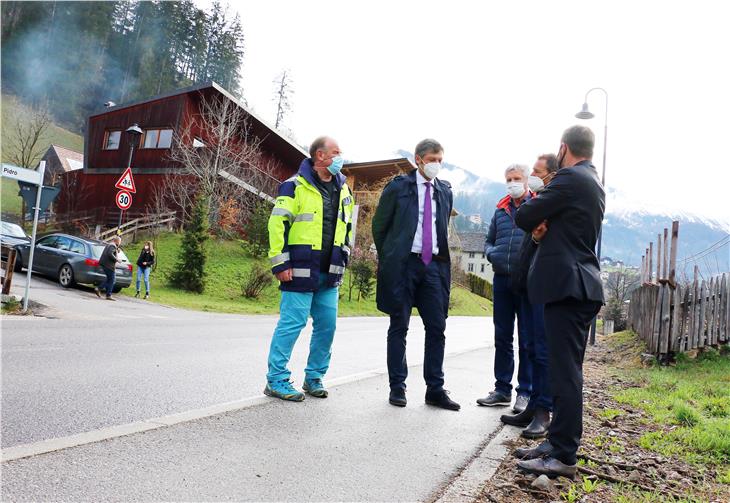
656, 234, 662, 283
648, 244, 654, 284
662, 228, 669, 281
668, 221, 679, 287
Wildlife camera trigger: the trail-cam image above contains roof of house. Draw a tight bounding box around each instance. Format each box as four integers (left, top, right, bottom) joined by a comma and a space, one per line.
89, 81, 308, 166
341, 158, 414, 190
42, 144, 84, 173
455, 232, 487, 253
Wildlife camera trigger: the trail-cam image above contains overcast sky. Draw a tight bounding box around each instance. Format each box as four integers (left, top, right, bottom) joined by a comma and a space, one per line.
202, 0, 728, 223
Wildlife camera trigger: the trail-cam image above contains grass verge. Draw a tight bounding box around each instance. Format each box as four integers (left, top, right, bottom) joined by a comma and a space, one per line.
120, 232, 493, 317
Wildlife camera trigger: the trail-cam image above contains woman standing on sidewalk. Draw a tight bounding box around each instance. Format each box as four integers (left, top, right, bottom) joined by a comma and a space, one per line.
135, 241, 155, 299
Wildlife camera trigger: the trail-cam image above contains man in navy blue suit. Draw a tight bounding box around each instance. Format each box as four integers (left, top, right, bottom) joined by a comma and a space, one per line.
372, 139, 460, 411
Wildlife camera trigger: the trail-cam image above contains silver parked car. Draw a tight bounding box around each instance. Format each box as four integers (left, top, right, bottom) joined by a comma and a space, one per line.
15, 233, 133, 293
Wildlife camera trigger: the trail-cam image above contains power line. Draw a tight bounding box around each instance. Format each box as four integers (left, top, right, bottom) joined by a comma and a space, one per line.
676, 235, 730, 265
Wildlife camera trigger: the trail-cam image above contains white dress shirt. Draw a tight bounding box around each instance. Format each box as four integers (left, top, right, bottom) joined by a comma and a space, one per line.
411, 170, 440, 255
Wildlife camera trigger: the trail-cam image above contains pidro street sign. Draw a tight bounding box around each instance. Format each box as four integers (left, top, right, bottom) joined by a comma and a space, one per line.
1, 163, 41, 185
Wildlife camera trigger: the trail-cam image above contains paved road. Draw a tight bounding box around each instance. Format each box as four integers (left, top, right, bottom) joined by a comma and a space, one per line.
1, 274, 518, 501
2, 349, 509, 502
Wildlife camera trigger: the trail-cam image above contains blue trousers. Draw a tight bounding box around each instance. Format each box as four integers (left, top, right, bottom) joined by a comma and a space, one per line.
101, 266, 116, 297
492, 273, 532, 397
522, 302, 552, 411
387, 255, 449, 392
136, 266, 151, 293
266, 273, 338, 382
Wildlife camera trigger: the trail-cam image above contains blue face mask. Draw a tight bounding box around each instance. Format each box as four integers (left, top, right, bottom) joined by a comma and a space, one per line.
327, 156, 344, 175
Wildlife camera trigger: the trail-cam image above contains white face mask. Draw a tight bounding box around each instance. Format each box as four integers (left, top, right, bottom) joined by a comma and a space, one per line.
506, 181, 526, 199
528, 175, 545, 193
422, 162, 441, 180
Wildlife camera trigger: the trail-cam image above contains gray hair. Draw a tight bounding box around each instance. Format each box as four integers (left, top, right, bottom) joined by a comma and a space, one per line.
415, 138, 444, 159
561, 125, 595, 159
504, 163, 529, 178
111, 235, 121, 244
309, 136, 332, 158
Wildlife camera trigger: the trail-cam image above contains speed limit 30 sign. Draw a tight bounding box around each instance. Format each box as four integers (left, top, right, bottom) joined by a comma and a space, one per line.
116, 190, 132, 210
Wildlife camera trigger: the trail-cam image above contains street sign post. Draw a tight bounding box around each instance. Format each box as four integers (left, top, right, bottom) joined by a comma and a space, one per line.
0, 161, 46, 312
116, 190, 132, 211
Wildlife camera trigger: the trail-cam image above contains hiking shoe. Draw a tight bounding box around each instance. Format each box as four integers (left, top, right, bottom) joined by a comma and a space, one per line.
94, 287, 101, 298
135, 291, 140, 298
106, 296, 116, 301
513, 394, 530, 413
476, 390, 511, 407
264, 380, 305, 402
144, 293, 149, 300
303, 378, 328, 398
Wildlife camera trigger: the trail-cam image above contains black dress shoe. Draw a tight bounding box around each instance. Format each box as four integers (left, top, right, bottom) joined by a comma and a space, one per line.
513, 439, 553, 460
425, 389, 461, 411
522, 408, 551, 439
389, 388, 407, 407
500, 407, 535, 427
517, 456, 576, 479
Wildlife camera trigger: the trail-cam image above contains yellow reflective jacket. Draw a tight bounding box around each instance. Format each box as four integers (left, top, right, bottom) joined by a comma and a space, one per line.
268, 159, 355, 291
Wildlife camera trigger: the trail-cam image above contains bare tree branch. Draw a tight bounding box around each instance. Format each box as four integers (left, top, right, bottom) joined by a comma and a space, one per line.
163, 94, 282, 231
6, 106, 51, 169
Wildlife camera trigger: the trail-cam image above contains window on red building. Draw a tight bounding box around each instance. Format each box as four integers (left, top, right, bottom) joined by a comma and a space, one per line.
141, 128, 173, 149
103, 130, 121, 150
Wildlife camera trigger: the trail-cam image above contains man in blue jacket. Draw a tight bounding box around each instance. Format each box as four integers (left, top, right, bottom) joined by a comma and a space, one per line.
477, 164, 533, 413
372, 138, 460, 411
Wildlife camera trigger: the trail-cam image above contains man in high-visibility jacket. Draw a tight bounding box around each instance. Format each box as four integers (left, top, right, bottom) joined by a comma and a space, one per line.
264, 136, 355, 401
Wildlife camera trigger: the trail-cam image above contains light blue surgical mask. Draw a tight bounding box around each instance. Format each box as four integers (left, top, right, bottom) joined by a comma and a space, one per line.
327, 156, 344, 175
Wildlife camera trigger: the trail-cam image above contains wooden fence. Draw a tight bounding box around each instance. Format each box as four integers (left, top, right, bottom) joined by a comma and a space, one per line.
97, 211, 177, 242
628, 221, 729, 356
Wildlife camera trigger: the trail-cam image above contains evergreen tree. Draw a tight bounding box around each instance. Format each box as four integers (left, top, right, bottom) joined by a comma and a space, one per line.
169, 193, 209, 293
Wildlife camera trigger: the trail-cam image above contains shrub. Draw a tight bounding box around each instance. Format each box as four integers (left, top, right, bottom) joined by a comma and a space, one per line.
242, 201, 271, 258
239, 263, 273, 298
350, 258, 376, 301
169, 193, 209, 293
467, 273, 493, 300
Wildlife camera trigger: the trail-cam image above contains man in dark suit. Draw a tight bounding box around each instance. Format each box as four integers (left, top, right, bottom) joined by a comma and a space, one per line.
512, 126, 605, 478
372, 138, 460, 411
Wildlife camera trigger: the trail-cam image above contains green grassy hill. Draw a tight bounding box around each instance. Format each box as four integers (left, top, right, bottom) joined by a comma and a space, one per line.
1, 94, 84, 218
121, 233, 493, 317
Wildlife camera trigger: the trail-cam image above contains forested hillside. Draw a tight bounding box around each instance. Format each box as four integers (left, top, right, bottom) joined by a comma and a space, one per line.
1, 0, 244, 132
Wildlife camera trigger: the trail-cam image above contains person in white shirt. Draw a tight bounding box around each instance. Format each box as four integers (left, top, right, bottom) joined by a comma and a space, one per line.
372, 139, 460, 411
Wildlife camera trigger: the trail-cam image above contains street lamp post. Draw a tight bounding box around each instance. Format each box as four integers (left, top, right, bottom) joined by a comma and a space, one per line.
575, 87, 608, 345
118, 123, 143, 231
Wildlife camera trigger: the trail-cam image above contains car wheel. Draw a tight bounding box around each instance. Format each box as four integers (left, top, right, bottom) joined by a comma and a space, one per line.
14, 252, 23, 272
112, 286, 123, 294
58, 264, 75, 288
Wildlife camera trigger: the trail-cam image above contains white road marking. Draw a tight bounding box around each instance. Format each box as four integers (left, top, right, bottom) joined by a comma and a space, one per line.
0, 344, 488, 463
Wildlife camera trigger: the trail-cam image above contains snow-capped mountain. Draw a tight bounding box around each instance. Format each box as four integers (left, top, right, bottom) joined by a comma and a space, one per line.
396, 150, 730, 275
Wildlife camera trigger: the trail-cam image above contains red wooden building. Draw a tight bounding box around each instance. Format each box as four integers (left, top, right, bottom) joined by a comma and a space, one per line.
57, 81, 307, 223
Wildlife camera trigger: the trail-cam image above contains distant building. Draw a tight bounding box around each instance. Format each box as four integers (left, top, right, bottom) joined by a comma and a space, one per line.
41, 144, 83, 186
467, 213, 482, 226
452, 232, 493, 282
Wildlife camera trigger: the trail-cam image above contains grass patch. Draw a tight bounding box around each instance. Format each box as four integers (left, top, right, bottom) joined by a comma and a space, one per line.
1, 178, 23, 216
611, 331, 730, 468
599, 407, 623, 421
1, 94, 84, 217
1, 296, 21, 315
120, 232, 493, 317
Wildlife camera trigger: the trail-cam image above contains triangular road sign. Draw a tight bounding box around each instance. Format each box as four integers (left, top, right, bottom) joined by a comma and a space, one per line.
114, 167, 136, 193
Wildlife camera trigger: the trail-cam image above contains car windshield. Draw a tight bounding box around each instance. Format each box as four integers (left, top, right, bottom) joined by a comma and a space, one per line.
91, 244, 129, 262
1, 222, 27, 238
